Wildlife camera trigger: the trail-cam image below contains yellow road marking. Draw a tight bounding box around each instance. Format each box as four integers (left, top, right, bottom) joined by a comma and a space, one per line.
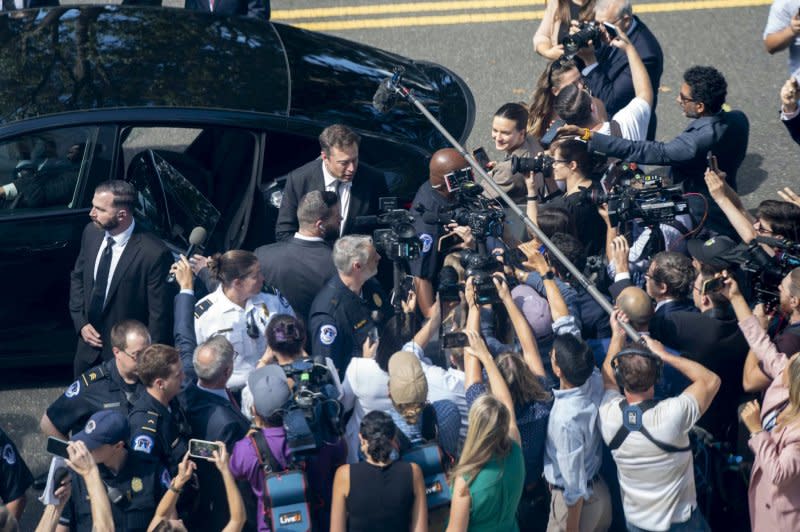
273, 0, 772, 31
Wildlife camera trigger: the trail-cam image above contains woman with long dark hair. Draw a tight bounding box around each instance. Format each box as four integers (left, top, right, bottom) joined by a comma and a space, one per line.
534, 0, 597, 60
330, 411, 427, 532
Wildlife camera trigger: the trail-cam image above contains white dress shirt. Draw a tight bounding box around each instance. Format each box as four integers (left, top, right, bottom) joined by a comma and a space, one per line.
94, 219, 136, 305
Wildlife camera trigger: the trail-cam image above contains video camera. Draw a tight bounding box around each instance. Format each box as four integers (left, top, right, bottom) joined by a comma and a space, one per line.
561, 21, 601, 56
280, 359, 343, 458
369, 197, 422, 262
719, 238, 800, 309
583, 162, 690, 226
461, 250, 504, 305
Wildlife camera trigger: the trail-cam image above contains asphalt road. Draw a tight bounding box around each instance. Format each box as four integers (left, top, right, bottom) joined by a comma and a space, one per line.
5, 0, 799, 528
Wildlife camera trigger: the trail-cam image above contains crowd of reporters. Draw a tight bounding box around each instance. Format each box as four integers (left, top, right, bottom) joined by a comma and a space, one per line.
3, 0, 800, 531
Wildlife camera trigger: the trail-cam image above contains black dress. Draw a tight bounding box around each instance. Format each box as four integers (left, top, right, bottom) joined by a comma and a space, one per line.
346, 460, 415, 532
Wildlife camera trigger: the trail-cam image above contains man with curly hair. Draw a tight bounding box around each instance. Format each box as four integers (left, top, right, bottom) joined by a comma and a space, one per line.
563, 66, 750, 237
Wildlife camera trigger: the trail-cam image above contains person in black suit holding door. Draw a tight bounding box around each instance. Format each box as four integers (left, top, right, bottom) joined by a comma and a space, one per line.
275, 124, 388, 242
69, 180, 173, 378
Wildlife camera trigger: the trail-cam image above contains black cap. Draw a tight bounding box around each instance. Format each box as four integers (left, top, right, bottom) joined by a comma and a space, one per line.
687, 236, 737, 269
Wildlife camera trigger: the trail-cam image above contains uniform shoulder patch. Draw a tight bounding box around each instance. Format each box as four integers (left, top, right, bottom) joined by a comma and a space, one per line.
132, 434, 154, 454
65, 380, 81, 398
80, 365, 107, 386
2, 444, 15, 465
194, 299, 213, 319
419, 233, 433, 254
319, 324, 338, 346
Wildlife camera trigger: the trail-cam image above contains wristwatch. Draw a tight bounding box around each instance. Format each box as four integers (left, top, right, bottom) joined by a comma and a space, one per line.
542, 271, 555, 280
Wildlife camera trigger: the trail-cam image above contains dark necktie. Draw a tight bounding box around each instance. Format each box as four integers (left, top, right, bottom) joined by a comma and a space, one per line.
226, 388, 240, 411
88, 237, 114, 327
2, 0, 16, 11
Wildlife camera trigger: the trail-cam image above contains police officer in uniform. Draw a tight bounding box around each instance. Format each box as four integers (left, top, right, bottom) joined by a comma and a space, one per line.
410, 148, 469, 317
0, 426, 33, 521
193, 250, 295, 393
308, 235, 392, 374
41, 320, 149, 440
59, 410, 169, 532
128, 345, 190, 473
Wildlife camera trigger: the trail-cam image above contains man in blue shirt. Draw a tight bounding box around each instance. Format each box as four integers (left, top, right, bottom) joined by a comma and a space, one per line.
544, 333, 612, 532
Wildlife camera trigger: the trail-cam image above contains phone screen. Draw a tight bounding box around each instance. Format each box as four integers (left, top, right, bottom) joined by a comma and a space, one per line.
188, 439, 220, 460
442, 332, 469, 349
702, 276, 724, 295
603, 22, 619, 39
473, 148, 490, 170
46, 437, 70, 459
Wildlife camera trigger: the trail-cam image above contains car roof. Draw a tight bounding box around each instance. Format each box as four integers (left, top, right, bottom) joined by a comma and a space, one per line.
0, 6, 474, 150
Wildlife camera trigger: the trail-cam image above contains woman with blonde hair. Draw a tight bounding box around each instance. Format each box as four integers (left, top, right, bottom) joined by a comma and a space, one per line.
446, 329, 525, 532
533, 0, 596, 60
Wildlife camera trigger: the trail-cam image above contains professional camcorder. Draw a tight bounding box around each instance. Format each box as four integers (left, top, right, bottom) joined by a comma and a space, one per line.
584, 162, 690, 226
368, 198, 422, 262
280, 359, 343, 458
719, 238, 800, 309
561, 21, 602, 55
461, 250, 504, 305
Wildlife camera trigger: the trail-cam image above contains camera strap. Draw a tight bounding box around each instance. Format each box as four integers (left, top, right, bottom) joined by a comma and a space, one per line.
608, 399, 691, 454
249, 430, 284, 475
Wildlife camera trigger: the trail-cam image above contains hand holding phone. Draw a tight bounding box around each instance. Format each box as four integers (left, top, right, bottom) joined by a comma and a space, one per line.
188, 439, 221, 461
442, 332, 469, 348
47, 437, 70, 459
472, 147, 491, 171
602, 21, 619, 40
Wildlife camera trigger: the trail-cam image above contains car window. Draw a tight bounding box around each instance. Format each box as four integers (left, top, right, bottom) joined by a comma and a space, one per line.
0, 126, 95, 213
122, 125, 256, 252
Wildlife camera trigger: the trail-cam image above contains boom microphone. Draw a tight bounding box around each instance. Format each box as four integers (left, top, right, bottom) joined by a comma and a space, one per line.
166, 226, 208, 283
372, 67, 405, 113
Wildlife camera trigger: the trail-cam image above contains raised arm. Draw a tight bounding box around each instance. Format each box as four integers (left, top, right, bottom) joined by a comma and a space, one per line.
65, 442, 113, 532
493, 274, 546, 377
148, 453, 196, 532
642, 336, 721, 415
463, 329, 521, 444
213, 445, 246, 532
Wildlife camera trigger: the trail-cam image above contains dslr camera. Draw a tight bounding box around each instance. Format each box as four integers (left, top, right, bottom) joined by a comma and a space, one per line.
561, 21, 601, 55
510, 153, 553, 177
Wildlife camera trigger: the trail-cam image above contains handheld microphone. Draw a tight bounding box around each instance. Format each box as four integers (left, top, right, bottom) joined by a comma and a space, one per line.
166, 226, 208, 283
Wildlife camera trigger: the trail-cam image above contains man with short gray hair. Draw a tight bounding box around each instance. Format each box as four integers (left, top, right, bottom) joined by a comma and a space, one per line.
255, 190, 339, 323
308, 235, 392, 373
178, 334, 251, 531
577, 0, 663, 139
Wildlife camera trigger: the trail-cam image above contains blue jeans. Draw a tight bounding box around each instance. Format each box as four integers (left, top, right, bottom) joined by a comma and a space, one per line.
626, 507, 710, 532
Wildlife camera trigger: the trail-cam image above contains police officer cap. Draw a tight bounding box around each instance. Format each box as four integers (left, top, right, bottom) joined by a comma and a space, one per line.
429, 148, 468, 189
248, 365, 291, 419
72, 410, 129, 450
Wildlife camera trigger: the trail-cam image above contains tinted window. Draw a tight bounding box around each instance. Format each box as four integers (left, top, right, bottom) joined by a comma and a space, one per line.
0, 126, 93, 213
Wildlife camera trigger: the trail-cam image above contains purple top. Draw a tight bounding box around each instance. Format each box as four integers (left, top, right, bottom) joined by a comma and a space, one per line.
229, 428, 291, 532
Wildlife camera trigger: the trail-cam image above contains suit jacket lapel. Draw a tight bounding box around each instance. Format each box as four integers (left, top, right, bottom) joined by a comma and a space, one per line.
103, 231, 143, 311
84, 227, 105, 303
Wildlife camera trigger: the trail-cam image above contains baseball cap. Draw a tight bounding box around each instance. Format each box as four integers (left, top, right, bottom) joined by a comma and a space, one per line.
72, 410, 129, 450
388, 351, 428, 405
512, 284, 553, 340
687, 235, 737, 269
248, 365, 291, 419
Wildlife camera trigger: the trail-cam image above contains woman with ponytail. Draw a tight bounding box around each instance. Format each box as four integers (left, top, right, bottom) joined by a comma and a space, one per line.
330, 411, 428, 532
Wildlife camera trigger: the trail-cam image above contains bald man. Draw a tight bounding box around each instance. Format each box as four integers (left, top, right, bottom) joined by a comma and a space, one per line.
616, 286, 653, 333
409, 148, 470, 316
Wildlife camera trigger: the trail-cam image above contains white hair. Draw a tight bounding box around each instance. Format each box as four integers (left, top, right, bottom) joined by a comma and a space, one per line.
332, 235, 373, 274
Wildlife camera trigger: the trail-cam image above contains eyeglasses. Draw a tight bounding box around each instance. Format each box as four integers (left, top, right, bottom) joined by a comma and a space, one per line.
120, 348, 142, 360
678, 92, 696, 104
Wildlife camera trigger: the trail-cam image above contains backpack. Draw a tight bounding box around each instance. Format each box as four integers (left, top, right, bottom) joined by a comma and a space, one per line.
395, 403, 454, 509
248, 430, 312, 532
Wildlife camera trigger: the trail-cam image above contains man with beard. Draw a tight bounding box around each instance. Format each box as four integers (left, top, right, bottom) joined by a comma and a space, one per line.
69, 180, 173, 377
274, 124, 388, 241
255, 190, 340, 324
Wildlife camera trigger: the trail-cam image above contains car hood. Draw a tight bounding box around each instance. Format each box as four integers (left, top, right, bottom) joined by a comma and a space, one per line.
0, 6, 473, 149
272, 23, 475, 150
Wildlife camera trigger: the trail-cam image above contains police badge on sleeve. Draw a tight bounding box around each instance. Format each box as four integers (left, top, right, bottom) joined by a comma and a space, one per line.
133, 435, 154, 454
319, 325, 338, 346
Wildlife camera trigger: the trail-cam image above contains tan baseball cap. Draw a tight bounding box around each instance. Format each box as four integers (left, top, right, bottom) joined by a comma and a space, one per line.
388, 351, 428, 405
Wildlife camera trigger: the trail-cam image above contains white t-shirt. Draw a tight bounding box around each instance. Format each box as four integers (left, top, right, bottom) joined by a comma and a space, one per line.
764, 0, 800, 75
599, 390, 700, 532
341, 357, 393, 463
597, 97, 651, 142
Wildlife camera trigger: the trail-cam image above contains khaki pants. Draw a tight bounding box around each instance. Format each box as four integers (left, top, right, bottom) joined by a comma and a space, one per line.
546, 476, 612, 532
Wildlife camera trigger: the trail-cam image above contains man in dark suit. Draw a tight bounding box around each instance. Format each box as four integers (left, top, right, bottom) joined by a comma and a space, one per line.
69, 180, 173, 378
255, 190, 339, 324
275, 124, 388, 242
581, 0, 663, 140
608, 250, 698, 343
567, 65, 749, 237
